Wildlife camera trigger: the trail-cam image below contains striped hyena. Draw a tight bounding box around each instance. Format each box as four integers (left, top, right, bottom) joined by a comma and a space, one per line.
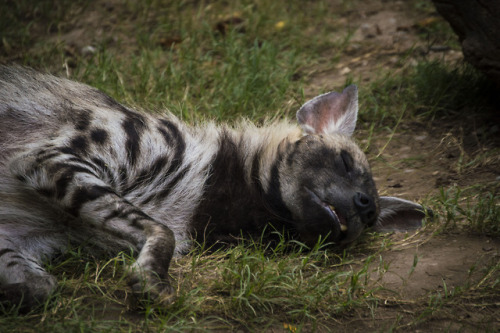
0, 66, 427, 309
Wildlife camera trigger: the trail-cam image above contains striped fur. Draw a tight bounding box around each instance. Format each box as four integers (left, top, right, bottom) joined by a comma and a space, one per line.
0, 66, 427, 309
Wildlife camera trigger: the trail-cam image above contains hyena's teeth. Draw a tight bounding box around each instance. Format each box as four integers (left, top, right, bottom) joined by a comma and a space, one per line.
329, 204, 347, 232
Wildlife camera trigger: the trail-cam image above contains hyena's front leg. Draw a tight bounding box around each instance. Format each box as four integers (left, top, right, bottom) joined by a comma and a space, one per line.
10, 148, 176, 302
85, 194, 176, 300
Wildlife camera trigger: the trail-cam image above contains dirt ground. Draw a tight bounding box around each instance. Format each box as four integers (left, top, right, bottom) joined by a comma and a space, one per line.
2, 0, 499, 330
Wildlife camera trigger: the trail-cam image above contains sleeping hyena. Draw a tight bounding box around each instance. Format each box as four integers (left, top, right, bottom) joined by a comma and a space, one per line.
0, 66, 428, 309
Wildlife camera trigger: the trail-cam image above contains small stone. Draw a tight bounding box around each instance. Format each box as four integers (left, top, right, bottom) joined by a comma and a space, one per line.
81, 45, 97, 57
340, 67, 351, 75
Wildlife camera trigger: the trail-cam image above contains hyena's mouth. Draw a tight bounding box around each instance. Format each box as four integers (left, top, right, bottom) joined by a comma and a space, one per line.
322, 202, 348, 232
305, 188, 348, 233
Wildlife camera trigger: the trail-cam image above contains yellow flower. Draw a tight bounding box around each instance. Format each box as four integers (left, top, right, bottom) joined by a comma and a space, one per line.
275, 21, 286, 30
283, 322, 297, 332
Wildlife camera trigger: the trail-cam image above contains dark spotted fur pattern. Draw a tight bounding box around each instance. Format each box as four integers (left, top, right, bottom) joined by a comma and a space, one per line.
0, 66, 427, 309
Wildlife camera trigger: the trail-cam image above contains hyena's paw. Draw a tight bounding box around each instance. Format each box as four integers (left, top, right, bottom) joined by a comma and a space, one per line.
0, 276, 57, 311
127, 271, 175, 305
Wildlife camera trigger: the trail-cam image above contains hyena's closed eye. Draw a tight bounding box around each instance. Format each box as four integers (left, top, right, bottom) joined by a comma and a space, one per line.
0, 66, 429, 310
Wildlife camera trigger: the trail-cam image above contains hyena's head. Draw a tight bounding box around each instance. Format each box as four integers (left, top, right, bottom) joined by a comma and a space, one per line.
277, 86, 428, 246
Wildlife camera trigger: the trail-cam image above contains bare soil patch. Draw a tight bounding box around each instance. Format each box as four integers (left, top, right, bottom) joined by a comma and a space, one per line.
373, 234, 499, 299
306, 0, 463, 93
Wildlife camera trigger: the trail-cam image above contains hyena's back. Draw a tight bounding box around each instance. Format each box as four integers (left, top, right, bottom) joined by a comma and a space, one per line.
0, 66, 137, 159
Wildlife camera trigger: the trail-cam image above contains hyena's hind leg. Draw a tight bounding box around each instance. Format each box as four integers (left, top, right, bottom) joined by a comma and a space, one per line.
0, 234, 57, 309
9, 147, 176, 302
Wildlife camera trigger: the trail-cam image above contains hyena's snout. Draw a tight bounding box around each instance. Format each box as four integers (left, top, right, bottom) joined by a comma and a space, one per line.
353, 192, 377, 227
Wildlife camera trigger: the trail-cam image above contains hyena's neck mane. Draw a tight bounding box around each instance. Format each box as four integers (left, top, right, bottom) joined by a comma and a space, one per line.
191, 121, 301, 245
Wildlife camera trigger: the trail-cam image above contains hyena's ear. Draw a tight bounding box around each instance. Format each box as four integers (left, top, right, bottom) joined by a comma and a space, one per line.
296, 85, 358, 136
373, 196, 432, 232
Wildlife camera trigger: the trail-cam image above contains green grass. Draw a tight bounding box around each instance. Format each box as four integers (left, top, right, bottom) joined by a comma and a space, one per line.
435, 185, 500, 236
1, 0, 499, 331
75, 36, 301, 122
0, 238, 383, 331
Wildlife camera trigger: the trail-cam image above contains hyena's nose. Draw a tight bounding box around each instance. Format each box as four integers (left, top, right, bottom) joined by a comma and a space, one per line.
353, 192, 376, 225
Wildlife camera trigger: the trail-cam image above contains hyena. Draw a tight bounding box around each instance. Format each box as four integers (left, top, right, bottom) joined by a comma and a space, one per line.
0, 66, 427, 309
